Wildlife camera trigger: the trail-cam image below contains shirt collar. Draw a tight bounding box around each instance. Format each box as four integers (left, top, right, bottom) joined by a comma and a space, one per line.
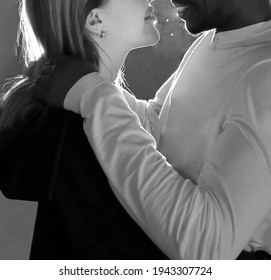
212, 20, 271, 49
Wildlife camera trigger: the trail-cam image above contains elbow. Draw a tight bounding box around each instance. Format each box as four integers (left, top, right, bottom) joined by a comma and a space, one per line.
172, 189, 236, 260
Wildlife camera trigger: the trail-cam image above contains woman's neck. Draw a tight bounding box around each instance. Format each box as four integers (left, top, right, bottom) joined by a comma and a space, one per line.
98, 47, 127, 83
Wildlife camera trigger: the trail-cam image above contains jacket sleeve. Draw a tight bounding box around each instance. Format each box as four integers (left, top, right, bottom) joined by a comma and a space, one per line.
63, 66, 271, 259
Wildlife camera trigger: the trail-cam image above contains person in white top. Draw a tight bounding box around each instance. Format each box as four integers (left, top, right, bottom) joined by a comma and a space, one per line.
62, 0, 271, 259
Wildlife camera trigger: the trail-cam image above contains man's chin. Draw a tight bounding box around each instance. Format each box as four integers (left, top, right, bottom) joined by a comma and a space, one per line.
182, 20, 206, 36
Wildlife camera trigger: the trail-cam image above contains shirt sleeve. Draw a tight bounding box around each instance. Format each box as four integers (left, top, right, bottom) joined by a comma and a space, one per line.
121, 72, 176, 136
63, 63, 271, 260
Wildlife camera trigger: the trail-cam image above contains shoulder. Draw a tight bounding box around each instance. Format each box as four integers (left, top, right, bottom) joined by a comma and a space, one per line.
228, 59, 271, 113
225, 59, 271, 147
36, 55, 97, 108
242, 59, 271, 91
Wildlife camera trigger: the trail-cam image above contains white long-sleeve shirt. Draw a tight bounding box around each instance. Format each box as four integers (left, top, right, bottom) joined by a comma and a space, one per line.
64, 21, 271, 259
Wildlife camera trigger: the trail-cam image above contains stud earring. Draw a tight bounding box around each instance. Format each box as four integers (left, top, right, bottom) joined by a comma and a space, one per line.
100, 31, 106, 39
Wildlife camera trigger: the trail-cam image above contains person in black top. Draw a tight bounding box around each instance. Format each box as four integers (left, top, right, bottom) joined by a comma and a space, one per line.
0, 0, 166, 259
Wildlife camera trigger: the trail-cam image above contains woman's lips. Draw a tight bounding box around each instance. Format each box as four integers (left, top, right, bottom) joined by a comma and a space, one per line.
145, 8, 156, 20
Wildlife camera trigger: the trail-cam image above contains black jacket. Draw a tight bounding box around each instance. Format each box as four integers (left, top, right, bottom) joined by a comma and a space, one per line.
0, 57, 168, 259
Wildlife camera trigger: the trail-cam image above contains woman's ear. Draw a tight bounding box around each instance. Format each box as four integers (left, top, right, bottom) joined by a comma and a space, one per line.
85, 9, 105, 38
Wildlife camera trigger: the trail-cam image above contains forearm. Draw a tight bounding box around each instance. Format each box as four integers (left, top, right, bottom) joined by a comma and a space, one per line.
121, 90, 158, 136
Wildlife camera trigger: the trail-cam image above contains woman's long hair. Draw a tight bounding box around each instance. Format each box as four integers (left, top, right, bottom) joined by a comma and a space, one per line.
0, 0, 104, 125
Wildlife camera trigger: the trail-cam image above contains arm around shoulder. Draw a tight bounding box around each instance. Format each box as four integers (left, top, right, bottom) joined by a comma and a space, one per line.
64, 66, 271, 259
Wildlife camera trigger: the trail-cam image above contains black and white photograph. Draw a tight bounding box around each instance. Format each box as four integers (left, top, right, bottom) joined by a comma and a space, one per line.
0, 0, 271, 269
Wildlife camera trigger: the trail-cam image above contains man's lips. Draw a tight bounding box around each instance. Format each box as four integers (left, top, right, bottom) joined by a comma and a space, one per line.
172, 0, 196, 18
172, 0, 194, 8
